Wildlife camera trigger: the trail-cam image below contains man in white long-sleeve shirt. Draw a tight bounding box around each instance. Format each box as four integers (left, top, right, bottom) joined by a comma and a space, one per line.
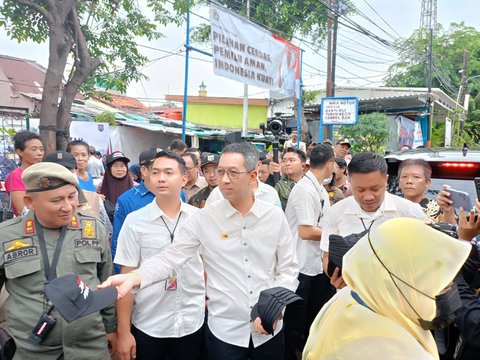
100, 142, 299, 360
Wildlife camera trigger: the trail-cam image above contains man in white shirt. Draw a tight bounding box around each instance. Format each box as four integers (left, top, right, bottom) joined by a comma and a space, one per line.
100, 142, 299, 360
87, 145, 104, 179
115, 151, 205, 360
283, 130, 306, 153
321, 152, 425, 289
284, 144, 336, 359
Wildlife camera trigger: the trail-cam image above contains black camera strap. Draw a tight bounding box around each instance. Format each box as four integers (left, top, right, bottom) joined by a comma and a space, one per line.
34, 217, 67, 282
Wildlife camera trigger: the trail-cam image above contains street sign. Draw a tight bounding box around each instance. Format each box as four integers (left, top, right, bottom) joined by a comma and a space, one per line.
320, 97, 359, 125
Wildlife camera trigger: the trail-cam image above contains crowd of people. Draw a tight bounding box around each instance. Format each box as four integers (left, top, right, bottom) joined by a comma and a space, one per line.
0, 129, 479, 360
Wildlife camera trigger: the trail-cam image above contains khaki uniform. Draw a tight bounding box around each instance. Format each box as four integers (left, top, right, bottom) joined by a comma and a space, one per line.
0, 211, 115, 360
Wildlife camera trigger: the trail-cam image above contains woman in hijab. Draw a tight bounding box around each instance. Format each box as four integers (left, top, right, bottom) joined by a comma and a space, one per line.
99, 151, 133, 218
303, 218, 471, 360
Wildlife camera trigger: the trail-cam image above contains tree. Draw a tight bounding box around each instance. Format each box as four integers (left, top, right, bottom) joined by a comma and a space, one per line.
386, 23, 480, 99
0, 0, 188, 150
340, 112, 392, 154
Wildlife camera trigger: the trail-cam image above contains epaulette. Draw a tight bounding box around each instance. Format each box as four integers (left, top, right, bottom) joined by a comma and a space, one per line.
76, 212, 105, 227
0, 216, 22, 229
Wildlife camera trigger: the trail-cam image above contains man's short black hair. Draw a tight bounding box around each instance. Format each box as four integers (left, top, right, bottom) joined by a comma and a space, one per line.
169, 139, 188, 153
283, 147, 307, 163
66, 139, 89, 153
182, 153, 199, 167
398, 159, 432, 181
261, 159, 271, 166
309, 144, 334, 169
154, 151, 187, 174
347, 152, 387, 175
13, 130, 41, 151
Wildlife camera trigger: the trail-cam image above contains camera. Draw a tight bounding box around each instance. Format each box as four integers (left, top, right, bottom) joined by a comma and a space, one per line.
267, 119, 284, 136
28, 311, 56, 345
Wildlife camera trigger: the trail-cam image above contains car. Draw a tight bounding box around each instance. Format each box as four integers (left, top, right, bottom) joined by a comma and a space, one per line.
385, 148, 480, 204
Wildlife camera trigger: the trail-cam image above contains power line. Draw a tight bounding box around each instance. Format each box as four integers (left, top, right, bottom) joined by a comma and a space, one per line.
361, 0, 402, 38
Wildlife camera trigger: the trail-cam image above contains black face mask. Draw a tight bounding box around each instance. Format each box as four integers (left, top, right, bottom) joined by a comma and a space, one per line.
418, 282, 462, 330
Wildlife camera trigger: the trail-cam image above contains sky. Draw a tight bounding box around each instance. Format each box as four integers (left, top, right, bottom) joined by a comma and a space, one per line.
1, 0, 480, 106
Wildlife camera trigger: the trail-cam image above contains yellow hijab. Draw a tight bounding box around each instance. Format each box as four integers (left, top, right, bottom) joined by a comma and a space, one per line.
304, 218, 471, 360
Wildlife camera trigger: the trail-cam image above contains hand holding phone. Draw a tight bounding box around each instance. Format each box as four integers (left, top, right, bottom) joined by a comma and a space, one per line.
448, 188, 473, 211
474, 177, 480, 201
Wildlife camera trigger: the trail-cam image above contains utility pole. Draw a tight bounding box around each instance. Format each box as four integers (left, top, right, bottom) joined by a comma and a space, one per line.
324, 0, 333, 140
241, 0, 250, 137
331, 0, 339, 97
420, 0, 437, 147
458, 49, 469, 134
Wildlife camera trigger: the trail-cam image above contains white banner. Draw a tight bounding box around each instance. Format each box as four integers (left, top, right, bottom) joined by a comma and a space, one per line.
210, 4, 300, 97
70, 121, 110, 155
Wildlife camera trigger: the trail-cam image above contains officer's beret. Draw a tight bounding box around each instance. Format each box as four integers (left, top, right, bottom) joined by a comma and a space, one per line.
23, 162, 79, 193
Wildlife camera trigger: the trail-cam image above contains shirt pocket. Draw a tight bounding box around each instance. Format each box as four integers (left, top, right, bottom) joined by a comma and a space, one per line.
74, 249, 102, 279
5, 258, 41, 279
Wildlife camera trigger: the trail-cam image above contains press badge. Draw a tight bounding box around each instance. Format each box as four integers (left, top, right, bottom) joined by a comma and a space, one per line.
165, 274, 177, 291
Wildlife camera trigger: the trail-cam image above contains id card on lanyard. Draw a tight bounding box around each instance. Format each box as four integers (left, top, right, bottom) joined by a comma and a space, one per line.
160, 213, 182, 291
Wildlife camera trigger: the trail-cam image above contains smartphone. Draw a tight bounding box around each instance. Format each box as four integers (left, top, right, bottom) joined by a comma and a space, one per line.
474, 177, 480, 202
448, 188, 473, 211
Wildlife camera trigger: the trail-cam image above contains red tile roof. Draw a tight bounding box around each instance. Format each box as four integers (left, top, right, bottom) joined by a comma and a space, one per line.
94, 93, 147, 110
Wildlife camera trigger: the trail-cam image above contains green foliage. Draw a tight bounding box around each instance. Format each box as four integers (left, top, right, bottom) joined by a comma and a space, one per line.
302, 89, 322, 105
386, 22, 480, 99
192, 0, 339, 46
0, 0, 189, 96
93, 112, 117, 127
339, 112, 392, 154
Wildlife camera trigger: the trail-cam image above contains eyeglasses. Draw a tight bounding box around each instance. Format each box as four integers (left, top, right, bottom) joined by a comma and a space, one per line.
215, 169, 250, 179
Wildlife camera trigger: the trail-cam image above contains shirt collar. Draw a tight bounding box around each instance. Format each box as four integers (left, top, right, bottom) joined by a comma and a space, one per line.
221, 194, 263, 219
344, 192, 395, 218
135, 180, 152, 197
149, 199, 189, 222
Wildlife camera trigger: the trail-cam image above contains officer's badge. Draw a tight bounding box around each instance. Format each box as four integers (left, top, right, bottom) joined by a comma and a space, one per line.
220, 231, 228, 240
4, 239, 32, 251
24, 219, 34, 234
165, 274, 177, 291
83, 220, 95, 239
38, 177, 51, 189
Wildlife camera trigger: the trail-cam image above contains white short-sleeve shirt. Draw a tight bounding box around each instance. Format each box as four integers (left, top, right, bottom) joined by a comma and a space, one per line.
320, 192, 426, 253
115, 200, 205, 338
285, 171, 330, 276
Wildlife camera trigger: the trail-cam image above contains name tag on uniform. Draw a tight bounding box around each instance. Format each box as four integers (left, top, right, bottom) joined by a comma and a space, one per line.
4, 246, 38, 263
75, 239, 101, 248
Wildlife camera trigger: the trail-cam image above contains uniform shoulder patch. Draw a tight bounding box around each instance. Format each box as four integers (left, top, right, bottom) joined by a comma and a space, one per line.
0, 216, 22, 230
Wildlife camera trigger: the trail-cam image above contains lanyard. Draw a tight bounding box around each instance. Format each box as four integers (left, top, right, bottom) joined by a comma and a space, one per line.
34, 217, 67, 282
360, 218, 375, 232
159, 212, 182, 243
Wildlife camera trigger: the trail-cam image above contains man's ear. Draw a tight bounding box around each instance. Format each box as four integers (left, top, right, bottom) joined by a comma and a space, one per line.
180, 173, 188, 187
249, 170, 258, 185
23, 194, 34, 211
